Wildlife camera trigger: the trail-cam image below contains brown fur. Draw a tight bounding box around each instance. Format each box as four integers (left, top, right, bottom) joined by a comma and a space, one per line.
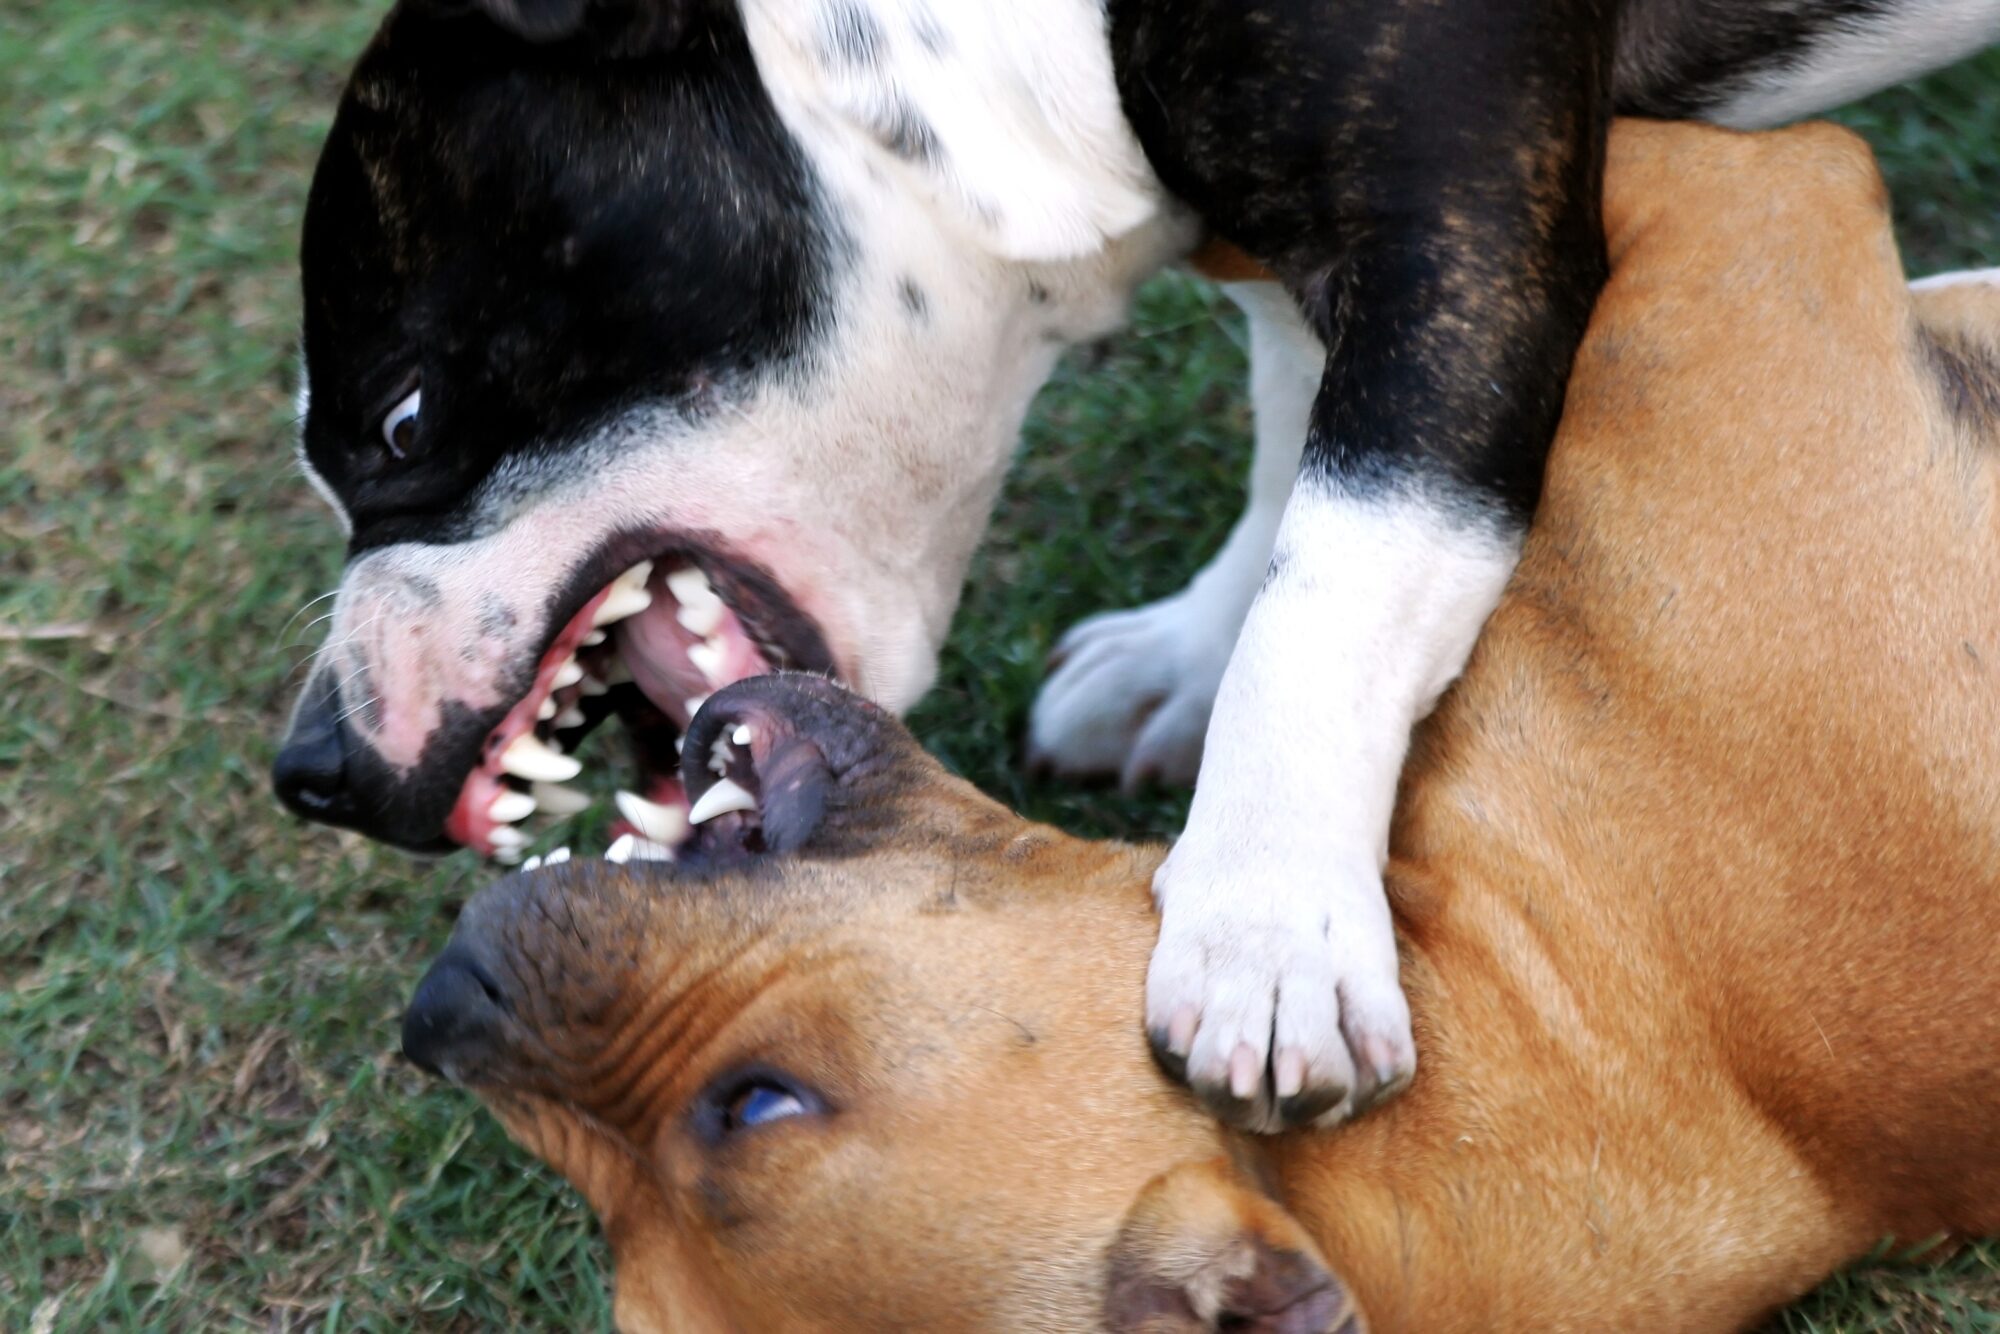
420, 121, 2000, 1332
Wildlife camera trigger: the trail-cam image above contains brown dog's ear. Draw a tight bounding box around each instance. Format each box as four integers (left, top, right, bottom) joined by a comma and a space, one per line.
420, 0, 696, 54
1105, 1160, 1364, 1334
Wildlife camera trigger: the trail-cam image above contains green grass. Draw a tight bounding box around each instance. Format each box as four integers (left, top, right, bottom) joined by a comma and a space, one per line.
2, 4, 1996, 1328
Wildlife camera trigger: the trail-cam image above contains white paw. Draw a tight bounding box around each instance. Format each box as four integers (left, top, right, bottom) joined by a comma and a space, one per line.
1146, 835, 1414, 1134
1027, 592, 1238, 791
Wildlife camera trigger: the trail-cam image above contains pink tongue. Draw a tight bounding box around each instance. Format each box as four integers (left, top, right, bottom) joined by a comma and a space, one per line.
618, 569, 771, 728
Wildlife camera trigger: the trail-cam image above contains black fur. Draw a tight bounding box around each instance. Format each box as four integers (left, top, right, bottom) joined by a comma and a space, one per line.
299, 1, 832, 554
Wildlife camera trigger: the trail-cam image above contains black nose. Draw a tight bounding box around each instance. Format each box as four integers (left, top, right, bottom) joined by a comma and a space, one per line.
402, 944, 510, 1080
272, 673, 357, 823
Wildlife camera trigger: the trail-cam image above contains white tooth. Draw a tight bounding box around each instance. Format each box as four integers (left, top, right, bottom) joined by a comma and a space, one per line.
601, 657, 633, 687
577, 673, 610, 697
501, 733, 582, 783
685, 693, 710, 717
665, 566, 720, 609
494, 848, 524, 866
551, 659, 585, 690
617, 560, 655, 592
592, 583, 652, 627
629, 837, 676, 862
556, 706, 587, 730
710, 738, 735, 776
688, 777, 757, 825
676, 601, 724, 637
489, 825, 530, 851
604, 832, 636, 864
530, 781, 591, 817
537, 697, 557, 722
520, 855, 542, 872
488, 790, 537, 823
545, 846, 571, 865
616, 790, 689, 845
687, 640, 726, 684
582, 629, 607, 647
732, 724, 756, 746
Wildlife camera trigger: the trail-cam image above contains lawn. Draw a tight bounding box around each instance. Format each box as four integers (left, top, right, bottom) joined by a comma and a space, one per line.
3, 3, 1997, 1329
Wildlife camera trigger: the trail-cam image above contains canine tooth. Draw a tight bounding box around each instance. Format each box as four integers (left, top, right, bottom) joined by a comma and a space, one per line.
628, 837, 675, 862
686, 640, 726, 684
537, 697, 558, 722
520, 855, 542, 872
592, 583, 652, 626
617, 560, 655, 591
685, 693, 709, 716
489, 825, 530, 851
556, 706, 587, 730
732, 724, 756, 746
616, 790, 689, 845
488, 790, 537, 824
582, 629, 607, 647
530, 781, 591, 817
545, 846, 571, 865
494, 848, 524, 866
551, 659, 585, 690
676, 601, 725, 637
577, 673, 610, 697
688, 777, 757, 825
501, 733, 582, 783
605, 832, 636, 864
665, 565, 721, 609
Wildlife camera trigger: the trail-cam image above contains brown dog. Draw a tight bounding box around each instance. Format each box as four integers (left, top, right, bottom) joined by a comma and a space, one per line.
400, 120, 2000, 1333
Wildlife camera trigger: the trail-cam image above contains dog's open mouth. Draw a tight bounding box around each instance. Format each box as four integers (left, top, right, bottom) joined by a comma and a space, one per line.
442, 548, 832, 865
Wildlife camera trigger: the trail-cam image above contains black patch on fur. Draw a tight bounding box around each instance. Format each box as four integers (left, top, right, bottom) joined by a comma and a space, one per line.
1106, 0, 1614, 521
897, 277, 928, 320
818, 0, 884, 68
875, 99, 939, 164
1613, 0, 1904, 119
1026, 279, 1050, 305
1919, 325, 2000, 431
298, 2, 834, 554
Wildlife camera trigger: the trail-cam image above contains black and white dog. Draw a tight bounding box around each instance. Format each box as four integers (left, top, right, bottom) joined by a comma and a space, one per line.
275, 0, 1999, 1132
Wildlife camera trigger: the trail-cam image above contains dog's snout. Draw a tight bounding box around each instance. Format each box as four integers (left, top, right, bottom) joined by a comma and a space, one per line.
402, 944, 511, 1081
272, 674, 356, 823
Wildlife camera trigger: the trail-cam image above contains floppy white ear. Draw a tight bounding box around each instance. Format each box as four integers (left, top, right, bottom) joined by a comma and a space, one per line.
741, 0, 1166, 262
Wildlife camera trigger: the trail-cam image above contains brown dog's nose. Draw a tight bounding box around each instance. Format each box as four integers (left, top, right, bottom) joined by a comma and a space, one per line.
403, 943, 510, 1081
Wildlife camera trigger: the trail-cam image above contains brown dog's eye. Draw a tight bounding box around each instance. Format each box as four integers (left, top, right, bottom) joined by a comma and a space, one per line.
379, 385, 421, 459
726, 1081, 807, 1131
693, 1067, 824, 1143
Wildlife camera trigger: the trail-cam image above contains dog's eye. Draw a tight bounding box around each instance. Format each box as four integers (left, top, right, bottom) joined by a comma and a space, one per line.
379, 385, 421, 459
725, 1080, 808, 1131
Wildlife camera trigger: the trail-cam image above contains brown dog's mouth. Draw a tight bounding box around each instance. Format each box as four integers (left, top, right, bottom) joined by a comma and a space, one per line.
443, 547, 832, 864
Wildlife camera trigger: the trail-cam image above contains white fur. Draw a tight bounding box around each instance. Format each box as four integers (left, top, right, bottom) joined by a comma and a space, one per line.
1148, 481, 1521, 1128
740, 0, 1163, 261
1711, 0, 2000, 129
1027, 282, 1318, 788
1911, 266, 2000, 291
293, 368, 352, 537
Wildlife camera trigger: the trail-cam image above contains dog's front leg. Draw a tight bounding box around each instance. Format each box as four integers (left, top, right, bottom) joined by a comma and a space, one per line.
1027, 281, 1318, 790
1120, 0, 1616, 1131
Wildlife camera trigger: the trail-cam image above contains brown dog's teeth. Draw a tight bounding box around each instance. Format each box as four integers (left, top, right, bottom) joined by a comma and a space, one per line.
615, 790, 688, 844
688, 777, 756, 825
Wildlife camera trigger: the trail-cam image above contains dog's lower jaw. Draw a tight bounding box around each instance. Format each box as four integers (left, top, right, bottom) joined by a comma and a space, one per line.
1147, 478, 1520, 1131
